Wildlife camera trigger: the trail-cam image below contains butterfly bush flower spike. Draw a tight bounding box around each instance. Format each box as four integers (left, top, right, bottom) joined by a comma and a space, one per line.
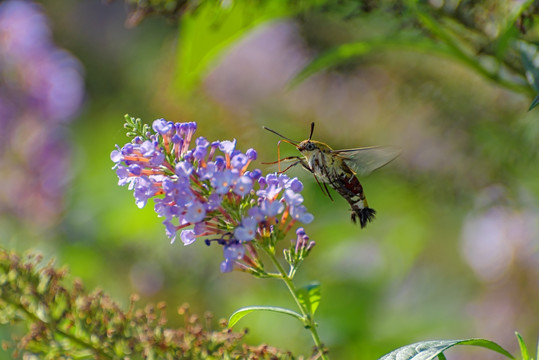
112, 116, 314, 274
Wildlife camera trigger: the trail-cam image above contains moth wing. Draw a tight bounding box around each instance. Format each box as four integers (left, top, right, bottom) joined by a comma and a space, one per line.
332, 146, 400, 177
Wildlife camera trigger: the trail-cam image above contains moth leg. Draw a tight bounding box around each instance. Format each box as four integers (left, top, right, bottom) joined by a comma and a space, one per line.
293, 157, 333, 200
280, 160, 302, 174
299, 159, 313, 173
309, 161, 334, 201
308, 173, 330, 200
321, 181, 334, 201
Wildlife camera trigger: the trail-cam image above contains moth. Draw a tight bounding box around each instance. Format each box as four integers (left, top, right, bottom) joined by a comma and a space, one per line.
264, 123, 399, 228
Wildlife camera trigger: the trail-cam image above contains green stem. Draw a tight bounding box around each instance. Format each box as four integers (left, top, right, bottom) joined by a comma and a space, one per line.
261, 246, 328, 360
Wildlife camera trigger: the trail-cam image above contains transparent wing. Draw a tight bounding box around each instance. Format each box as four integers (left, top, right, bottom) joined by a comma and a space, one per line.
332, 146, 400, 176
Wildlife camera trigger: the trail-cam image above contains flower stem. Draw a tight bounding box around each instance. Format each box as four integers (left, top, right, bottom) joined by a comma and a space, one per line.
261, 246, 328, 360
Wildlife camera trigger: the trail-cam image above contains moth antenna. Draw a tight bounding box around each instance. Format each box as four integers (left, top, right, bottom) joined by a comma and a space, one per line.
309, 122, 315, 140
263, 126, 298, 145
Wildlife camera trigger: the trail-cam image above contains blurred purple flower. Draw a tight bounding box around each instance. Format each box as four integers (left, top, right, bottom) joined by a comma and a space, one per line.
0, 0, 84, 227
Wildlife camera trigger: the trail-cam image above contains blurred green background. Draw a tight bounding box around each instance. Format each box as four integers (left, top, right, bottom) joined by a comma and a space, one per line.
1, 1, 538, 359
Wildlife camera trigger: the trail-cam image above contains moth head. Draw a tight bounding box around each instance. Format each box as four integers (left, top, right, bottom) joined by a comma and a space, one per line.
297, 140, 332, 155
298, 140, 317, 152
298, 122, 320, 152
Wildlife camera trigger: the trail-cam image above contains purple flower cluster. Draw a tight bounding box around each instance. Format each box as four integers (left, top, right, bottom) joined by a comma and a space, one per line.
112, 117, 313, 272
0, 1, 84, 227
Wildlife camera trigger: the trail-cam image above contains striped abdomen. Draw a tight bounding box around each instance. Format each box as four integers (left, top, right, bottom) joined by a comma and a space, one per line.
308, 151, 376, 228
327, 167, 376, 228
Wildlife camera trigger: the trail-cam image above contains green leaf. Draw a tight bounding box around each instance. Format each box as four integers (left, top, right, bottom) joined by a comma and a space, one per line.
528, 93, 539, 111
228, 305, 303, 328
495, 0, 534, 59
516, 332, 530, 360
496, 26, 519, 60
520, 41, 539, 92
379, 339, 515, 360
290, 42, 372, 86
175, 0, 291, 93
296, 282, 321, 316
290, 37, 454, 87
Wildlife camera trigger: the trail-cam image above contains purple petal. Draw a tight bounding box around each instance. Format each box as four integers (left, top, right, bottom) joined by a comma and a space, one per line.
223, 242, 245, 260
110, 149, 123, 163
219, 139, 237, 154
287, 178, 303, 193
175, 161, 193, 178
233, 176, 253, 196
284, 189, 304, 206
231, 153, 248, 169
220, 259, 234, 273
180, 229, 196, 245
246, 148, 257, 160
152, 118, 173, 134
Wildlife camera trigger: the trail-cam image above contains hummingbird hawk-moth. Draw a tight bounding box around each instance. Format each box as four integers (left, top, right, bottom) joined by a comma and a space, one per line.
264, 123, 399, 228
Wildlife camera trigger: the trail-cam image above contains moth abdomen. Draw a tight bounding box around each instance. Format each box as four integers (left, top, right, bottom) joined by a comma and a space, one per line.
350, 206, 376, 228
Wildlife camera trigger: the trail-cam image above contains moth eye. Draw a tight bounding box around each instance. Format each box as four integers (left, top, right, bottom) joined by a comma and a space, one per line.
307, 142, 315, 150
